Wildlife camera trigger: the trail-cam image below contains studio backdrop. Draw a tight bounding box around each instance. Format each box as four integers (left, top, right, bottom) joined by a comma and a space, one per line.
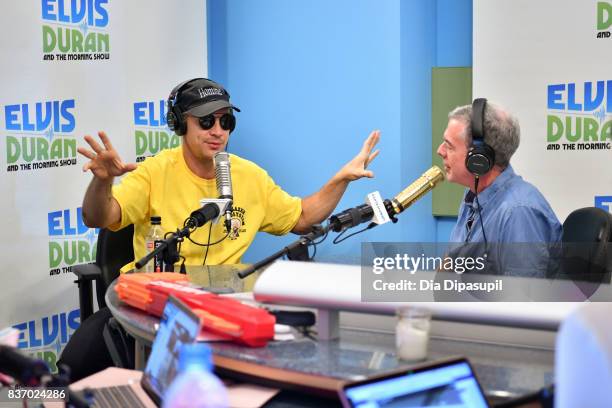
1, 0, 206, 371
474, 0, 612, 221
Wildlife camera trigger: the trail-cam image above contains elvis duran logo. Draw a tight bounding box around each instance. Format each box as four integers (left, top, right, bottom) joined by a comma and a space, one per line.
133, 100, 179, 162
48, 207, 99, 276
546, 80, 612, 151
13, 309, 80, 373
597, 1, 612, 38
41, 0, 110, 61
4, 99, 78, 172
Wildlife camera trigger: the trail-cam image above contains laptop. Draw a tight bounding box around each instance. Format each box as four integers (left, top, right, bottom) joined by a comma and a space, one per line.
338, 357, 490, 408
83, 295, 201, 407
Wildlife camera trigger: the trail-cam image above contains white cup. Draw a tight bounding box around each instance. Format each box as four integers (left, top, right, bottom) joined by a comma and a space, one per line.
395, 307, 431, 361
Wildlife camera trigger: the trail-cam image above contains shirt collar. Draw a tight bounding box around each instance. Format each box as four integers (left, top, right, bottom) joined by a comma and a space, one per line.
463, 165, 516, 209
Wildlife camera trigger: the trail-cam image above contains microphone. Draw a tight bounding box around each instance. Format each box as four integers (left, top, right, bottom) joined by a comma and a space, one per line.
329, 166, 444, 232
0, 345, 49, 386
135, 203, 221, 270
214, 152, 233, 231
186, 203, 220, 229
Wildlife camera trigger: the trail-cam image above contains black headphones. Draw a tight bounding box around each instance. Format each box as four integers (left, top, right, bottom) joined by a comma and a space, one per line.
465, 98, 495, 176
166, 78, 203, 136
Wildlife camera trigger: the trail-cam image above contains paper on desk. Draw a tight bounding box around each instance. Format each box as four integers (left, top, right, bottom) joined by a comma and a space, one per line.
227, 383, 279, 408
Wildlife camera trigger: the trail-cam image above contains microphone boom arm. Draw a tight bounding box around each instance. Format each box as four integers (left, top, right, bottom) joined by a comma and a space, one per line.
239, 166, 444, 278
238, 224, 330, 279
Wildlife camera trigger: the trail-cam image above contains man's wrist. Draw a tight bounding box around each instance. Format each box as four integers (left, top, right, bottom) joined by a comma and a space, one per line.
331, 174, 350, 187
93, 174, 115, 185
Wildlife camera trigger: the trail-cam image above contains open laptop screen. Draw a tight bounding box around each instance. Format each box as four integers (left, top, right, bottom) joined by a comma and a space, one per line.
341, 358, 490, 408
141, 295, 201, 404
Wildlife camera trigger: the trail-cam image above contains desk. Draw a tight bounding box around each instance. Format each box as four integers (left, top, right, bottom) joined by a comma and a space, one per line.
106, 268, 554, 401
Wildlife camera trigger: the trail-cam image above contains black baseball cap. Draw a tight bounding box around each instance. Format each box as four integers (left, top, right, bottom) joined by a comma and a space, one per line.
174, 78, 241, 117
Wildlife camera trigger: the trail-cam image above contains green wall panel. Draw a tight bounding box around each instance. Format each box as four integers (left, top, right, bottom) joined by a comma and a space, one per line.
431, 67, 472, 216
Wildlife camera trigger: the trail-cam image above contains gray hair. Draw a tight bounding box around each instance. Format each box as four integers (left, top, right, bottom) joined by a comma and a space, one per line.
448, 102, 520, 168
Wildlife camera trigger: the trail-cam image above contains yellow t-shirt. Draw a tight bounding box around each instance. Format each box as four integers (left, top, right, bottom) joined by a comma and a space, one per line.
109, 146, 302, 269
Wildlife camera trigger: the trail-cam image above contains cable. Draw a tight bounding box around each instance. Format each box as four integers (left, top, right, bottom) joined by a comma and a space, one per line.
203, 223, 213, 265
185, 217, 230, 247
308, 225, 331, 259
310, 240, 317, 259
312, 228, 329, 245
473, 177, 489, 258
333, 222, 376, 244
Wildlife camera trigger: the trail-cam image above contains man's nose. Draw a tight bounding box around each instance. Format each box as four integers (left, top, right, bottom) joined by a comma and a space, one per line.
437, 143, 445, 157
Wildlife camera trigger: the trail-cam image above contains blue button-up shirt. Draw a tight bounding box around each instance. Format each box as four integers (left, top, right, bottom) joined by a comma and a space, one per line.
449, 165, 562, 277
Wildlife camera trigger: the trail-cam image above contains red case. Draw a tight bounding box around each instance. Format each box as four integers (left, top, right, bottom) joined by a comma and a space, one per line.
115, 273, 274, 347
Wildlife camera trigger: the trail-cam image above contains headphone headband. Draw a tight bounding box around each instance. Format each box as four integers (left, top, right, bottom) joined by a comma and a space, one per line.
166, 78, 208, 136
167, 78, 205, 109
465, 98, 495, 176
471, 98, 487, 143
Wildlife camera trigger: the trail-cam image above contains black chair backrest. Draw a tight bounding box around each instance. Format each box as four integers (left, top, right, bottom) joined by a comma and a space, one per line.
562, 207, 612, 243
561, 207, 612, 282
95, 225, 134, 308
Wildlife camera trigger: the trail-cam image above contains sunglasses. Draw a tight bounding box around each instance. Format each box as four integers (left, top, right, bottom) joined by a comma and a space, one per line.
197, 113, 236, 132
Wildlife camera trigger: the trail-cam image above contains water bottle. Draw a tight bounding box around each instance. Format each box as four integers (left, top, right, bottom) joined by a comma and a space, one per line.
163, 343, 229, 408
144, 215, 164, 272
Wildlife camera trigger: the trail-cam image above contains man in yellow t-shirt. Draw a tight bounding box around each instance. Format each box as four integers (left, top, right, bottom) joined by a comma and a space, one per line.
77, 78, 380, 269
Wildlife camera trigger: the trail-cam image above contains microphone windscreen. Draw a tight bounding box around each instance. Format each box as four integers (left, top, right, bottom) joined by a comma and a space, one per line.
213, 152, 232, 200
190, 203, 220, 227
392, 166, 444, 214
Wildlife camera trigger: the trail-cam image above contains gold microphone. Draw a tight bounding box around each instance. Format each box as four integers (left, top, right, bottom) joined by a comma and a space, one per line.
390, 165, 445, 215
329, 166, 445, 232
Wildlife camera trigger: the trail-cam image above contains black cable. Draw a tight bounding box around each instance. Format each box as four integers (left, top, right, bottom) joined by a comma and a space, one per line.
155, 217, 231, 269
473, 177, 489, 258
307, 226, 331, 259
300, 327, 317, 341
188, 231, 229, 247
203, 222, 213, 265
333, 222, 376, 244
312, 228, 329, 245
310, 238, 317, 259
332, 227, 348, 244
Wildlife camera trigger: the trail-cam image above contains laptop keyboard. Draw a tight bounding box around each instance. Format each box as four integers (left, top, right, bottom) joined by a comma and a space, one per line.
88, 385, 150, 408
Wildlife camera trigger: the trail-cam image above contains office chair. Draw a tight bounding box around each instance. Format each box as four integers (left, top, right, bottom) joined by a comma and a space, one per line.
560, 207, 612, 284
73, 225, 134, 322
62, 225, 135, 379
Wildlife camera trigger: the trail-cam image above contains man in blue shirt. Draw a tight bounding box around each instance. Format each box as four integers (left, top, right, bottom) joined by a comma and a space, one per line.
436, 102, 561, 277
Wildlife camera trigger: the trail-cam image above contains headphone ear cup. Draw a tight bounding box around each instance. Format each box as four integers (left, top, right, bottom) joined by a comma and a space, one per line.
166, 78, 205, 137
465, 143, 495, 176
166, 110, 177, 132
168, 105, 186, 136
467, 98, 495, 176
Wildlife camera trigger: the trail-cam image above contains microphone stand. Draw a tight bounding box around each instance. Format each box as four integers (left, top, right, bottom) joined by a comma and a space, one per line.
134, 224, 193, 272
238, 224, 330, 279
134, 202, 226, 273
